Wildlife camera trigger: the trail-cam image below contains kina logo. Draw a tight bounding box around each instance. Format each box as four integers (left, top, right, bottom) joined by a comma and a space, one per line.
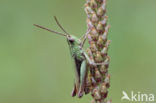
121, 91, 154, 102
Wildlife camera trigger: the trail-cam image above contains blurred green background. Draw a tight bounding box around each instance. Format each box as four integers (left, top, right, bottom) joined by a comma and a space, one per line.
0, 0, 156, 103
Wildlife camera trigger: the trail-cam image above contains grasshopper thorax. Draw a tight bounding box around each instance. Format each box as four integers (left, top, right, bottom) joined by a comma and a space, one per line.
66, 35, 84, 61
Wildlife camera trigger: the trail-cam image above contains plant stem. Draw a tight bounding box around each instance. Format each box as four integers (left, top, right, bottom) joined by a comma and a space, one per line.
85, 0, 111, 103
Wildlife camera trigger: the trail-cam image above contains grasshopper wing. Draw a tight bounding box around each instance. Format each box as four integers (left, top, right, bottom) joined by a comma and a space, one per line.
71, 57, 82, 97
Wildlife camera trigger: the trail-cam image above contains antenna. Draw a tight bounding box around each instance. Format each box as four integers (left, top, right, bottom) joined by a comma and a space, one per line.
54, 16, 70, 36
33, 24, 67, 36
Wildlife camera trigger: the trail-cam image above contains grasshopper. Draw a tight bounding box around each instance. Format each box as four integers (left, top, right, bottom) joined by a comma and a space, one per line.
34, 16, 104, 98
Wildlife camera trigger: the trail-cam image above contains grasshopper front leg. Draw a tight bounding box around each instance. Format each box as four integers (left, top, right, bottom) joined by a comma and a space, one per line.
78, 60, 88, 98
80, 30, 91, 47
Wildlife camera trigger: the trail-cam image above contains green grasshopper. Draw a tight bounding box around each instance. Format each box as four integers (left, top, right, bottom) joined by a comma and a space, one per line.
34, 16, 104, 98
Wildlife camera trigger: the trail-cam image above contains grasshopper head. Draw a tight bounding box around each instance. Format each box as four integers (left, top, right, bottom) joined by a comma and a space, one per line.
66, 35, 81, 46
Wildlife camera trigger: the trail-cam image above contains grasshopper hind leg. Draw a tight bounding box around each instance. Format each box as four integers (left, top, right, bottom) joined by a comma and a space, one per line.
71, 84, 77, 97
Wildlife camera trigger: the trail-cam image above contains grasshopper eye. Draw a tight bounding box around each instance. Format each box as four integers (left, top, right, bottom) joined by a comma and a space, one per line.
68, 38, 75, 43
67, 35, 75, 43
